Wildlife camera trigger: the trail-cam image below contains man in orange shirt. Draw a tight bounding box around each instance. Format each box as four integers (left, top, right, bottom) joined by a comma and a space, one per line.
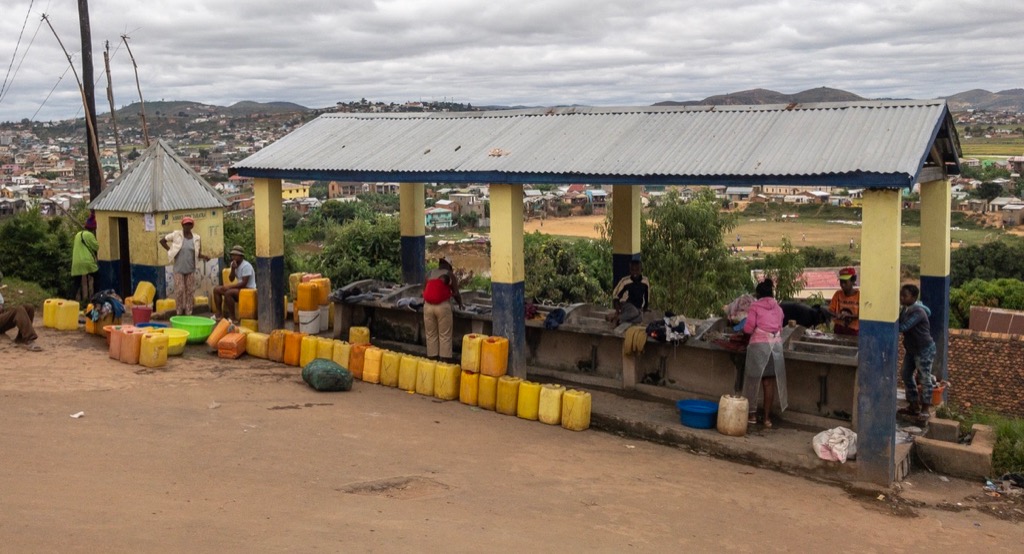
829, 267, 859, 336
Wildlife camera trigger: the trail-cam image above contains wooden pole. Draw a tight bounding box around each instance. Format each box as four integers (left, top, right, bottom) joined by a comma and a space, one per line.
121, 35, 150, 147
42, 14, 103, 198
77, 0, 103, 200
103, 41, 124, 173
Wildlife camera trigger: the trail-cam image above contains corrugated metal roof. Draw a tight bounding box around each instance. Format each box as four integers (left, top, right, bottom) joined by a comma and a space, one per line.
90, 140, 229, 213
232, 101, 961, 188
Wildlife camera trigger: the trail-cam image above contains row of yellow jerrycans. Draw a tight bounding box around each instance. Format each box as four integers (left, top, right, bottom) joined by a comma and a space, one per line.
240, 328, 590, 431
459, 373, 592, 432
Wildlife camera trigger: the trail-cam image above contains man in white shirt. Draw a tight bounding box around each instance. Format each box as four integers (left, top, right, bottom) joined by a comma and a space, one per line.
212, 245, 257, 321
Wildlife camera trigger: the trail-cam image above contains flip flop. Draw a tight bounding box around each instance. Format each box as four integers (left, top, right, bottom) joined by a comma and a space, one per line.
20, 342, 42, 352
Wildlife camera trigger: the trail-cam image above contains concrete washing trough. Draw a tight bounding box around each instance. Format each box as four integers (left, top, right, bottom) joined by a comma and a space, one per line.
913, 418, 995, 479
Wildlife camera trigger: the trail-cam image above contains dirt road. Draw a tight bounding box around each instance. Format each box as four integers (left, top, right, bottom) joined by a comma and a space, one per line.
2, 328, 1022, 552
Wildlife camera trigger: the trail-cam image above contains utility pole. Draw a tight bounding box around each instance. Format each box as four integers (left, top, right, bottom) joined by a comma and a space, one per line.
104, 41, 124, 173
78, 0, 102, 200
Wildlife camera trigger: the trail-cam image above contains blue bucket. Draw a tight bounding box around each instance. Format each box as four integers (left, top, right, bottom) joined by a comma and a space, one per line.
676, 399, 718, 429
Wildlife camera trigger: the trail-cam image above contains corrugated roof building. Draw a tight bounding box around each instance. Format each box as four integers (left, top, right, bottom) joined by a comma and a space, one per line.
90, 140, 230, 301
232, 101, 961, 188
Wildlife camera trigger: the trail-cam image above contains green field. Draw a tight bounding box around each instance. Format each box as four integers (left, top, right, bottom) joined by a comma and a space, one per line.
729, 204, 1007, 274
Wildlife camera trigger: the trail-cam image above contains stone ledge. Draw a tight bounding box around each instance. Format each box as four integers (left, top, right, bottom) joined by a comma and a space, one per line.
914, 423, 994, 479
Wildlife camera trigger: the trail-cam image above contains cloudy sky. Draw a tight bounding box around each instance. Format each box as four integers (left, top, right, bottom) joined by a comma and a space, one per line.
0, 0, 1021, 122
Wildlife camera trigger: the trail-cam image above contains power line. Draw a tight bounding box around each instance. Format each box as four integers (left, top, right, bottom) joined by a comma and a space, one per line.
0, 0, 35, 104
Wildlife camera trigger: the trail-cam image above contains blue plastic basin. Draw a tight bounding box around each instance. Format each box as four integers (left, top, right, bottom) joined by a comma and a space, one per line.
676, 399, 719, 429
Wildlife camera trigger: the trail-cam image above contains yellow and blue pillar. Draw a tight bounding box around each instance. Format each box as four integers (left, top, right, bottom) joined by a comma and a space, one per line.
856, 189, 902, 484
489, 184, 526, 377
612, 185, 642, 285
919, 179, 951, 385
254, 178, 285, 332
400, 183, 426, 284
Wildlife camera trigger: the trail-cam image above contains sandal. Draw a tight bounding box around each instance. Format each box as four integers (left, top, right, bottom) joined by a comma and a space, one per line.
20, 342, 42, 352
764, 419, 773, 429
748, 414, 757, 425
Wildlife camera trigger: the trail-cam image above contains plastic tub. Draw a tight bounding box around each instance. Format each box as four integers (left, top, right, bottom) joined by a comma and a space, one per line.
677, 399, 719, 429
155, 328, 190, 356
170, 315, 217, 344
135, 322, 169, 329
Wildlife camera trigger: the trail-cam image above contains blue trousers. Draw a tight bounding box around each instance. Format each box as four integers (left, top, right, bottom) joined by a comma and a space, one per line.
902, 342, 937, 405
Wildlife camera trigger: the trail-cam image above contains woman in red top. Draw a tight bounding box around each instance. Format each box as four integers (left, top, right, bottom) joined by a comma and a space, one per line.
423, 258, 463, 362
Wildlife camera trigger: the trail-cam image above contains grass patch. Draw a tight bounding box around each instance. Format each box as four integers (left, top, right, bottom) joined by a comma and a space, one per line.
937, 404, 1024, 475
1, 277, 54, 310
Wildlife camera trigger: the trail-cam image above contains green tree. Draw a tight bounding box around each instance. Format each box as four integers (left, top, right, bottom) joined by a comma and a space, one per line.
971, 182, 1005, 201
0, 209, 76, 295
799, 246, 854, 268
309, 216, 402, 285
949, 278, 1024, 328
642, 190, 750, 317
356, 193, 400, 214
309, 182, 329, 200
761, 237, 804, 301
523, 233, 610, 304
950, 241, 1024, 288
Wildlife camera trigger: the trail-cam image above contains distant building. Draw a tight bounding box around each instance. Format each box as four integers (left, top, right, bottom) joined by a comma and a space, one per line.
282, 182, 310, 199
425, 207, 455, 229
1001, 203, 1024, 227
329, 181, 362, 199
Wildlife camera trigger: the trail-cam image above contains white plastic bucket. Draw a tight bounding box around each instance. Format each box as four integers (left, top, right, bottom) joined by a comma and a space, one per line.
298, 310, 321, 335
319, 304, 330, 332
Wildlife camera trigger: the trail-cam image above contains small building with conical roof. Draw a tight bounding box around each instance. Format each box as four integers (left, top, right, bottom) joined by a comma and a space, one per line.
89, 140, 230, 301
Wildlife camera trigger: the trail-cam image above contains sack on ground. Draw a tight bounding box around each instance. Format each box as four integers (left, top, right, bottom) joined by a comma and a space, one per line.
302, 359, 354, 392
812, 426, 857, 463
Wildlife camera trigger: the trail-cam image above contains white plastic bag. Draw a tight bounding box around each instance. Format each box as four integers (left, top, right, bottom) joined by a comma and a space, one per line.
812, 426, 857, 463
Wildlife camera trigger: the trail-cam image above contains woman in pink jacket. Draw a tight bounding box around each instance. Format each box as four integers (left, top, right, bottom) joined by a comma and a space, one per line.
743, 278, 788, 428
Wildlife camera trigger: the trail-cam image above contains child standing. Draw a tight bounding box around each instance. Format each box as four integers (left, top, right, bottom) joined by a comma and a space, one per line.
897, 284, 936, 423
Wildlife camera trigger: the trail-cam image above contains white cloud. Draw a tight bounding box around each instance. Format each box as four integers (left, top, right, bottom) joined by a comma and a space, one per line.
0, 0, 1021, 122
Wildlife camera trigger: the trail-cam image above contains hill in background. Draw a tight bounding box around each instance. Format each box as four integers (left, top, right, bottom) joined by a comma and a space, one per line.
107, 100, 310, 119
943, 89, 1024, 112
654, 87, 864, 107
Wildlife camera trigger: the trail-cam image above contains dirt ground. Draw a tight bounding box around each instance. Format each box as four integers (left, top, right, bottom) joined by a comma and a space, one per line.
2, 325, 1023, 552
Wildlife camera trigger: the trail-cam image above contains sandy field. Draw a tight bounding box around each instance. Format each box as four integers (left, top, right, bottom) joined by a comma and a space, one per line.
2, 325, 1022, 552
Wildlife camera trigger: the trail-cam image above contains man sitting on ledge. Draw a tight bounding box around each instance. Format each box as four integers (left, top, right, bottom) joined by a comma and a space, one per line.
609, 260, 650, 325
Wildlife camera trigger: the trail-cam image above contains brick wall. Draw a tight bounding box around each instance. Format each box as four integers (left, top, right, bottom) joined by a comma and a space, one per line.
945, 329, 1024, 417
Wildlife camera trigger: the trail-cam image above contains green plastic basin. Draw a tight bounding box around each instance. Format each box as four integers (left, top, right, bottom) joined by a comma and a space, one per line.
170, 315, 216, 344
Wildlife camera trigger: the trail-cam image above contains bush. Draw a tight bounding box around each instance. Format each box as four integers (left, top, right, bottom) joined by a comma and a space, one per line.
950, 241, 1024, 288
949, 278, 1024, 328
0, 209, 76, 295
799, 246, 854, 268
523, 233, 610, 304
308, 216, 402, 285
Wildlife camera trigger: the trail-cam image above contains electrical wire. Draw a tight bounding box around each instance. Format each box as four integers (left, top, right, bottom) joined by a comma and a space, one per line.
0, 0, 35, 104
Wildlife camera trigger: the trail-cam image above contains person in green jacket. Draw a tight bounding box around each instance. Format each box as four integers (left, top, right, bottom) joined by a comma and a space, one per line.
72, 213, 99, 302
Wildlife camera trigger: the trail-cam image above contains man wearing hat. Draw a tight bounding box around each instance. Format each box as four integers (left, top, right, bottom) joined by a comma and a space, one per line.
212, 245, 256, 321
160, 216, 209, 315
71, 212, 99, 302
829, 267, 860, 336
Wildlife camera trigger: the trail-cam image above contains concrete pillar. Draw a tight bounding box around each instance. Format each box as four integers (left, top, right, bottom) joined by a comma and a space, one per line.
489, 184, 526, 377
254, 178, 285, 332
400, 183, 426, 284
919, 179, 951, 385
855, 188, 902, 485
611, 185, 642, 286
